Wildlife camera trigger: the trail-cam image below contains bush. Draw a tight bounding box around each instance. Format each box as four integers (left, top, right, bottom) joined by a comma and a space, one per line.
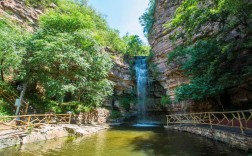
109, 110, 122, 119
160, 95, 172, 105
119, 97, 135, 112
139, 0, 156, 36
0, 98, 12, 116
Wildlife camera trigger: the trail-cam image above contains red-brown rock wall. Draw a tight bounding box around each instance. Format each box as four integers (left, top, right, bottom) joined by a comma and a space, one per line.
148, 0, 215, 113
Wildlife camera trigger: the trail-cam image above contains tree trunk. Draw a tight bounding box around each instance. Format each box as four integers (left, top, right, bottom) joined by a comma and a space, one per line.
215, 95, 224, 111
0, 59, 4, 82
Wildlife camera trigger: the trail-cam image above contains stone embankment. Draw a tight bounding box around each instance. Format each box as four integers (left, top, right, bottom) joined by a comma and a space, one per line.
0, 124, 109, 149
166, 125, 252, 151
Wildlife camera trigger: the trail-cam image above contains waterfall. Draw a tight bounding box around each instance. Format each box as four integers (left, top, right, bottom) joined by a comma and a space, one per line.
135, 56, 148, 123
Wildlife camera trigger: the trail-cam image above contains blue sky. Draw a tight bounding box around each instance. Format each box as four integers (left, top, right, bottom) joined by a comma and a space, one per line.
88, 0, 149, 44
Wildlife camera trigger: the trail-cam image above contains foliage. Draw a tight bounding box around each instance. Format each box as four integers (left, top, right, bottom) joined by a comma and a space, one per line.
139, 0, 156, 36
118, 94, 136, 112
109, 110, 122, 119
164, 0, 252, 42
169, 38, 252, 102
147, 50, 160, 79
119, 97, 131, 112
22, 0, 114, 108
0, 0, 153, 114
0, 18, 29, 81
123, 34, 150, 56
160, 95, 172, 105
165, 0, 252, 102
0, 98, 12, 116
47, 101, 93, 114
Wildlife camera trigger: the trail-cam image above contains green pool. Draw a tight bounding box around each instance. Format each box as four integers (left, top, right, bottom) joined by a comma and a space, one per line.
0, 125, 250, 156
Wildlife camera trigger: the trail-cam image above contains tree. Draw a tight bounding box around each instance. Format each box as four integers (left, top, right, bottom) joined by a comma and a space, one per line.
23, 0, 114, 109
123, 34, 150, 56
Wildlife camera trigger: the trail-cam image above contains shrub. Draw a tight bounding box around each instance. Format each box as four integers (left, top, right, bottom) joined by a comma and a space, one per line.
160, 95, 172, 105
109, 110, 122, 119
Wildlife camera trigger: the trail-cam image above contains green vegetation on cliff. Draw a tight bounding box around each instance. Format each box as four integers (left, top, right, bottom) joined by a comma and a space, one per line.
24, 0, 59, 8
0, 18, 29, 82
165, 0, 252, 102
139, 0, 156, 36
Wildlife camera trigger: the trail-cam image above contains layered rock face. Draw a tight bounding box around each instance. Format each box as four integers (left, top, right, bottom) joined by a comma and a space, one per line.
148, 0, 184, 100
108, 56, 134, 95
148, 0, 216, 112
0, 0, 43, 31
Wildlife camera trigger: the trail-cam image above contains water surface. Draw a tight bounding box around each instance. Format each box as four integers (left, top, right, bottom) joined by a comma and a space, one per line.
0, 126, 250, 156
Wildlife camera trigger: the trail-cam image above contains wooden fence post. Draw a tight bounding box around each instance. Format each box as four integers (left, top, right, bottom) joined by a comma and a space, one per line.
69, 114, 72, 124
208, 113, 212, 129
237, 112, 244, 135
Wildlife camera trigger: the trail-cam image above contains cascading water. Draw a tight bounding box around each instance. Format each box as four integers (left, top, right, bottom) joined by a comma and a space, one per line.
135, 56, 148, 123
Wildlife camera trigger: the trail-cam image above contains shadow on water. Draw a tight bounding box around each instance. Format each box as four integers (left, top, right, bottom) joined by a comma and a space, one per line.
119, 126, 250, 156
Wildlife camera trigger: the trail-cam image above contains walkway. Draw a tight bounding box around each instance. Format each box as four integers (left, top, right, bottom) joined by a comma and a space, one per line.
169, 124, 252, 136
165, 110, 252, 151
166, 110, 252, 135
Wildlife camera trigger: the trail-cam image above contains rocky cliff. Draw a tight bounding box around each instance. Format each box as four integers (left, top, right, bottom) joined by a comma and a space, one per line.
148, 0, 184, 100
148, 0, 219, 112
148, 0, 194, 112
148, 0, 252, 112
108, 55, 134, 95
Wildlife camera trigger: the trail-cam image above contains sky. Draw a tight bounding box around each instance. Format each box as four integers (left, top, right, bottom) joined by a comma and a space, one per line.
88, 0, 149, 44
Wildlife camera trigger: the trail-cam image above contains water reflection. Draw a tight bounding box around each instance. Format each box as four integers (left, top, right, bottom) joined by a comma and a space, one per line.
0, 126, 250, 156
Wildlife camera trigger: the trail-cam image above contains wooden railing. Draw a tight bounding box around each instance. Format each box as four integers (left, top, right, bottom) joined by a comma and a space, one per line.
166, 110, 252, 134
0, 114, 72, 130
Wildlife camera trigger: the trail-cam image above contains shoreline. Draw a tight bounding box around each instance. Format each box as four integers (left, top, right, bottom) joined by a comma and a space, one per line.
165, 125, 252, 151
0, 124, 109, 149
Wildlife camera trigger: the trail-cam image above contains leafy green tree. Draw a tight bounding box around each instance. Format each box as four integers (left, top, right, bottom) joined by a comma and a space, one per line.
23, 0, 114, 108
123, 34, 150, 56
